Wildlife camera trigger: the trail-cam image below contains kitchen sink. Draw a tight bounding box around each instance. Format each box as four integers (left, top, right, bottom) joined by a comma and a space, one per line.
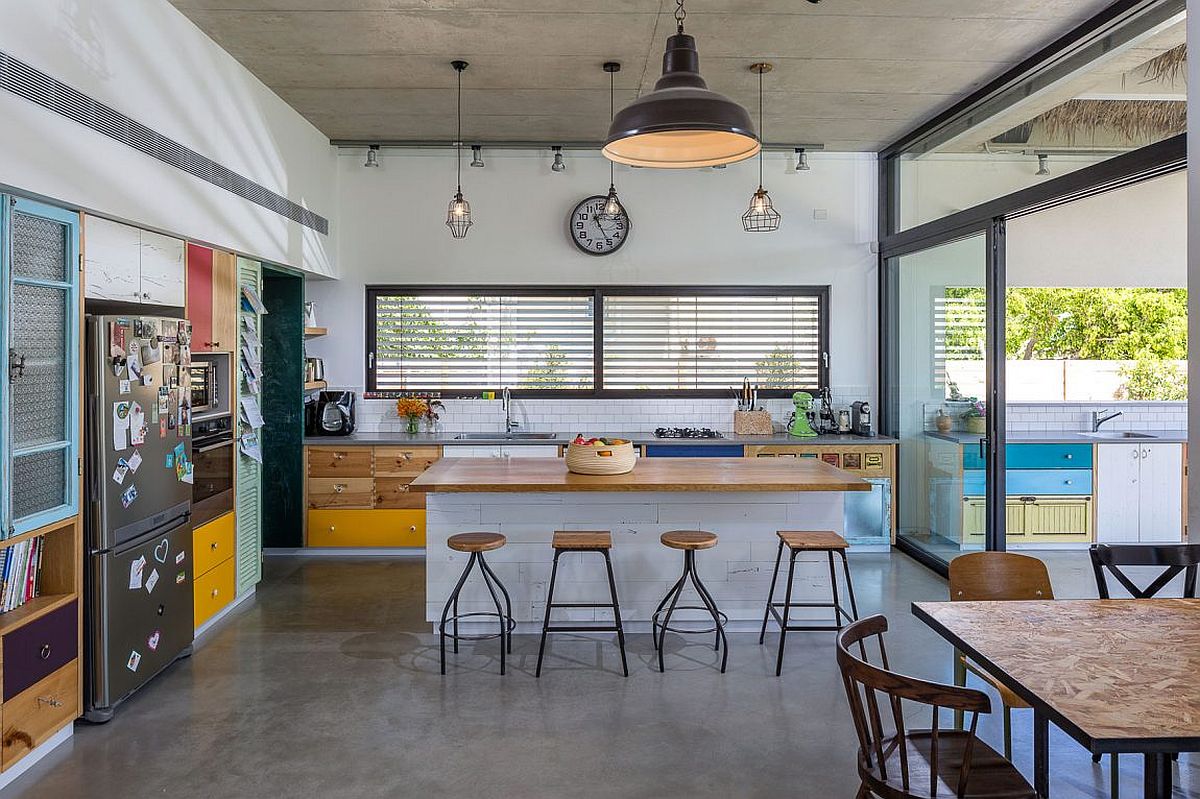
1080, 431, 1158, 439
453, 432, 558, 440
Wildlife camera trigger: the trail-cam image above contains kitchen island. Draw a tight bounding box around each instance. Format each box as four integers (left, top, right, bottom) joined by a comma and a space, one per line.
410, 457, 869, 629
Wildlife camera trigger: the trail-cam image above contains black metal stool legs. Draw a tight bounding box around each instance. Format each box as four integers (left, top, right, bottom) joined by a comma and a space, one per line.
653, 550, 728, 673
759, 539, 785, 645
535, 547, 629, 678
761, 544, 859, 676
439, 550, 515, 675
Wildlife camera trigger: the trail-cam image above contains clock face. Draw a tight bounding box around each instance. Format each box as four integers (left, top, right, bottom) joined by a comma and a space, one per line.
569, 195, 630, 256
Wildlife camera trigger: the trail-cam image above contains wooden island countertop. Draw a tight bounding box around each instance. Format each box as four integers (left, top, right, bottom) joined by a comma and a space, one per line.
409, 456, 870, 493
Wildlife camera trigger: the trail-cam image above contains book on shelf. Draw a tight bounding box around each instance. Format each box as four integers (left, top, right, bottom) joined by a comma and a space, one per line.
0, 536, 45, 614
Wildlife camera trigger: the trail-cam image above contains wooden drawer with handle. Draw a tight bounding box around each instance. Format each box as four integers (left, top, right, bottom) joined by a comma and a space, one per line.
374, 446, 440, 477
193, 512, 235, 577
2, 660, 79, 770
307, 509, 426, 548
193, 556, 236, 629
307, 478, 375, 509
374, 477, 426, 509
307, 447, 373, 478
2, 600, 78, 701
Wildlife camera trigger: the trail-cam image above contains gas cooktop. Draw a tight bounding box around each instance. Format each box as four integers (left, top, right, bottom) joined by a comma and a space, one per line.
653, 427, 725, 439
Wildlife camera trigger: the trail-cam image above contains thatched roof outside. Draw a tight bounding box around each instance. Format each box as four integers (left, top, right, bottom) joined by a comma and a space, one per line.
1037, 99, 1185, 143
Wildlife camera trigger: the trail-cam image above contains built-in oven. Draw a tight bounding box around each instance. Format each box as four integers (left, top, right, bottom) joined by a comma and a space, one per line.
189, 360, 219, 416
192, 415, 234, 527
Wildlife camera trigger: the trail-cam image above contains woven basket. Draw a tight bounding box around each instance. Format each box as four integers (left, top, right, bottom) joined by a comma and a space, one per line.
565, 442, 637, 475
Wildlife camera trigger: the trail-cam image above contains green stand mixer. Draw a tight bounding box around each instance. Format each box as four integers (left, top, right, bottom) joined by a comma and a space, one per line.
788, 391, 818, 438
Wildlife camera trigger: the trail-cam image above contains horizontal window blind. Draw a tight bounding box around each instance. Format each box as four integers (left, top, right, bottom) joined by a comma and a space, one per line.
602, 293, 824, 391
373, 293, 595, 391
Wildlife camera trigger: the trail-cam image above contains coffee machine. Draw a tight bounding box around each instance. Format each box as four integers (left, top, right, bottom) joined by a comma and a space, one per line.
851, 401, 874, 437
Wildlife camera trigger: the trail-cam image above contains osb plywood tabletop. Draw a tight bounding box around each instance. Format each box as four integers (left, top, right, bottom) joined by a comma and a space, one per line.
914, 599, 1200, 749
409, 456, 870, 493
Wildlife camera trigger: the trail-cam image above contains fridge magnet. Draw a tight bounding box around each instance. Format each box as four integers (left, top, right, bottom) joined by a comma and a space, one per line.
112, 401, 131, 452
159, 417, 168, 438
163, 319, 176, 339
127, 449, 143, 473
154, 538, 169, 563
141, 373, 154, 387
157, 386, 170, 413
181, 462, 194, 484
175, 452, 189, 482
133, 319, 145, 337
141, 339, 163, 366
145, 568, 159, 594
175, 550, 185, 565
126, 650, 141, 673
163, 364, 177, 388
119, 379, 131, 395
127, 341, 143, 381
164, 450, 174, 469
109, 321, 127, 358
130, 402, 147, 446
177, 320, 191, 346
147, 630, 161, 652
112, 460, 129, 485
129, 555, 146, 590
120, 484, 138, 509
175, 570, 186, 585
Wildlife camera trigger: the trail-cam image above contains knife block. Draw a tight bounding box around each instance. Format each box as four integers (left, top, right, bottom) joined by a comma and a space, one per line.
733, 410, 772, 435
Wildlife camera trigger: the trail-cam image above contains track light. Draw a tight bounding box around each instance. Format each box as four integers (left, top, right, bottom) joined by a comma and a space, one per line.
551, 146, 566, 173
470, 145, 485, 168
364, 145, 380, 168
1036, 154, 1051, 176
794, 148, 810, 172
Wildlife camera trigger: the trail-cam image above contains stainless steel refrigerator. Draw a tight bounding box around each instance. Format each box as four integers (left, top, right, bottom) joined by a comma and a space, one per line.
84, 314, 195, 722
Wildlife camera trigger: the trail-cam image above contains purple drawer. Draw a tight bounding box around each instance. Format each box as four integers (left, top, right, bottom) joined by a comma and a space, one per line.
3, 600, 77, 700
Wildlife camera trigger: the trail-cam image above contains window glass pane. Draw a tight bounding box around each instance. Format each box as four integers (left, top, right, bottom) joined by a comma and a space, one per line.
11, 448, 67, 522
896, 8, 1185, 231
374, 294, 594, 391
10, 283, 68, 448
602, 293, 823, 391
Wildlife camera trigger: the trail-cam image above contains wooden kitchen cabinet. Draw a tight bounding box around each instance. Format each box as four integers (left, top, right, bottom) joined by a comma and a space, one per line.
84, 216, 184, 305
186, 244, 237, 352
1096, 443, 1183, 543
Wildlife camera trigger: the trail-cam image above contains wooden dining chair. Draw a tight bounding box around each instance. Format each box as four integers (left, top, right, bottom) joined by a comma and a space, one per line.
836, 615, 1036, 799
1090, 543, 1200, 600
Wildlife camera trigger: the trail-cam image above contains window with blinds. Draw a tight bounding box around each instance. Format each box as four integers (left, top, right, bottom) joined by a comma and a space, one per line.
370, 292, 596, 392
602, 291, 826, 392
366, 287, 828, 395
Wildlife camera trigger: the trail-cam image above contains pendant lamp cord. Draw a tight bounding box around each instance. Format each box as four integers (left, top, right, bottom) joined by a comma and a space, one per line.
609, 67, 616, 187
675, 0, 686, 34
456, 65, 463, 195
757, 65, 764, 190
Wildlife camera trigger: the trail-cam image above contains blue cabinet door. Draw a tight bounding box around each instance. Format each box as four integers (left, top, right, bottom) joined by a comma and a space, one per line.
963, 443, 1092, 470
964, 468, 1092, 497
643, 444, 746, 458
1, 197, 81, 537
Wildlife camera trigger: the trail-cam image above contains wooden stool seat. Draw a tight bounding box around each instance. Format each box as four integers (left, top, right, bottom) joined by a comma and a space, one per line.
777, 530, 848, 551
448, 532, 506, 553
552, 531, 612, 550
661, 531, 718, 551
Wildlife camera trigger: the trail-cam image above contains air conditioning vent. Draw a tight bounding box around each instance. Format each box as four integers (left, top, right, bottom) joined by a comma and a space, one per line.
0, 49, 329, 236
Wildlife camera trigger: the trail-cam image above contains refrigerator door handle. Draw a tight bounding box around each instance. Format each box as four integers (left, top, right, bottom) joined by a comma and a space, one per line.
110, 513, 191, 557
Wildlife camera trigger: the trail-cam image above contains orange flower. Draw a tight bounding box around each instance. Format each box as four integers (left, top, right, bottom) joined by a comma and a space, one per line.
396, 397, 429, 418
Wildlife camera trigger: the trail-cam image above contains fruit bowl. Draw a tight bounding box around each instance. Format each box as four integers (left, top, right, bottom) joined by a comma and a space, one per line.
564, 437, 637, 475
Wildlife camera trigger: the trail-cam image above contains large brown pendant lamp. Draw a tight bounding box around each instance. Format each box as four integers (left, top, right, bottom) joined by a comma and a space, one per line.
603, 0, 759, 169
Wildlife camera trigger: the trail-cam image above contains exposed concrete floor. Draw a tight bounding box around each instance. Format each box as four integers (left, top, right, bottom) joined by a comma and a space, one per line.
8, 553, 1198, 798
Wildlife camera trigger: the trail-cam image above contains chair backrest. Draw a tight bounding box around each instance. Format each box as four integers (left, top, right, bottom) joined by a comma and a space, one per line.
948, 551, 1054, 601
1090, 543, 1200, 599
837, 615, 992, 799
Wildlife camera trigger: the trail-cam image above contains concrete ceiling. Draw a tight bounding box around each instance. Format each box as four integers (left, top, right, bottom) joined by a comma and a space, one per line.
168, 0, 1120, 151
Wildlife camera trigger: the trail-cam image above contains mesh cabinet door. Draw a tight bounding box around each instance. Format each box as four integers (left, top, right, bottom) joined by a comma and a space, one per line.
2, 198, 80, 537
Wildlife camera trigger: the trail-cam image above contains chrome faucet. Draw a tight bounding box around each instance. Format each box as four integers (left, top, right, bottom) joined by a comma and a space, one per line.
1091, 409, 1122, 432
502, 387, 520, 434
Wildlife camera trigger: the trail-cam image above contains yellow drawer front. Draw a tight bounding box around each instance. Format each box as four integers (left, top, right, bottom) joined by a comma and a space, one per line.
193, 512, 235, 577
962, 499, 1027, 541
194, 556, 236, 629
1025, 499, 1092, 542
307, 509, 425, 548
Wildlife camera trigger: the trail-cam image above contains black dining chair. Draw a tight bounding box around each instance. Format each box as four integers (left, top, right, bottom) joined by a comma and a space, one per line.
1090, 543, 1200, 600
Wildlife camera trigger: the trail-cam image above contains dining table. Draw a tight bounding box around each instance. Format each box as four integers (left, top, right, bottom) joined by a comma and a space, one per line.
912, 598, 1200, 799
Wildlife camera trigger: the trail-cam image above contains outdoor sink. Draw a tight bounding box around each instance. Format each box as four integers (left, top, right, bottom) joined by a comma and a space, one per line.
453, 432, 558, 440
1080, 431, 1158, 440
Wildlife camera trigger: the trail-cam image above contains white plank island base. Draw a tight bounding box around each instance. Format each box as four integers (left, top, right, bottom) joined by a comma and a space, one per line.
409, 458, 871, 631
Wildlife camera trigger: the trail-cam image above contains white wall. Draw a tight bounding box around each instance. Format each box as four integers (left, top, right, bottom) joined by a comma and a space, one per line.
307, 148, 878, 402
1008, 170, 1186, 287
0, 0, 337, 276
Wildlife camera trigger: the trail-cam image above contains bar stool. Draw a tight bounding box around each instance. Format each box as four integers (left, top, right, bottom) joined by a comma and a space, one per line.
535, 531, 629, 678
759, 530, 859, 676
651, 531, 728, 673
439, 532, 515, 675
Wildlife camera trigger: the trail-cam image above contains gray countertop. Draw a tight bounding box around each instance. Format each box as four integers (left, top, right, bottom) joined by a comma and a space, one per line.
304, 431, 898, 447
925, 430, 1188, 444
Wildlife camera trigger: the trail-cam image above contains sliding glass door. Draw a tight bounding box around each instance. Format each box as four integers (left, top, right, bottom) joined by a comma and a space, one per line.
887, 231, 1005, 568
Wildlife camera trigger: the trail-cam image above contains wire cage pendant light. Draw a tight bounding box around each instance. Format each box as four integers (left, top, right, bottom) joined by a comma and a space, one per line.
604, 0, 759, 168
596, 62, 626, 225
742, 63, 780, 233
446, 60, 473, 239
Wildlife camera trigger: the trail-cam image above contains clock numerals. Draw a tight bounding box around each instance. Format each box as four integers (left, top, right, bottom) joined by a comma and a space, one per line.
569, 196, 630, 256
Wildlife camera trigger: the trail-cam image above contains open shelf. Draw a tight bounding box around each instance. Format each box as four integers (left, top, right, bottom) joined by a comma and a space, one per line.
0, 516, 74, 552
304, 380, 327, 392
0, 594, 75, 636
304, 327, 327, 338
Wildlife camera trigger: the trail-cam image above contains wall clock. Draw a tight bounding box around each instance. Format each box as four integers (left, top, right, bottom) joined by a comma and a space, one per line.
569, 195, 630, 256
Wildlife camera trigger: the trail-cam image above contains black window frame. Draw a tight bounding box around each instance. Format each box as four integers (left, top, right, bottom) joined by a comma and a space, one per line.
365, 284, 830, 399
